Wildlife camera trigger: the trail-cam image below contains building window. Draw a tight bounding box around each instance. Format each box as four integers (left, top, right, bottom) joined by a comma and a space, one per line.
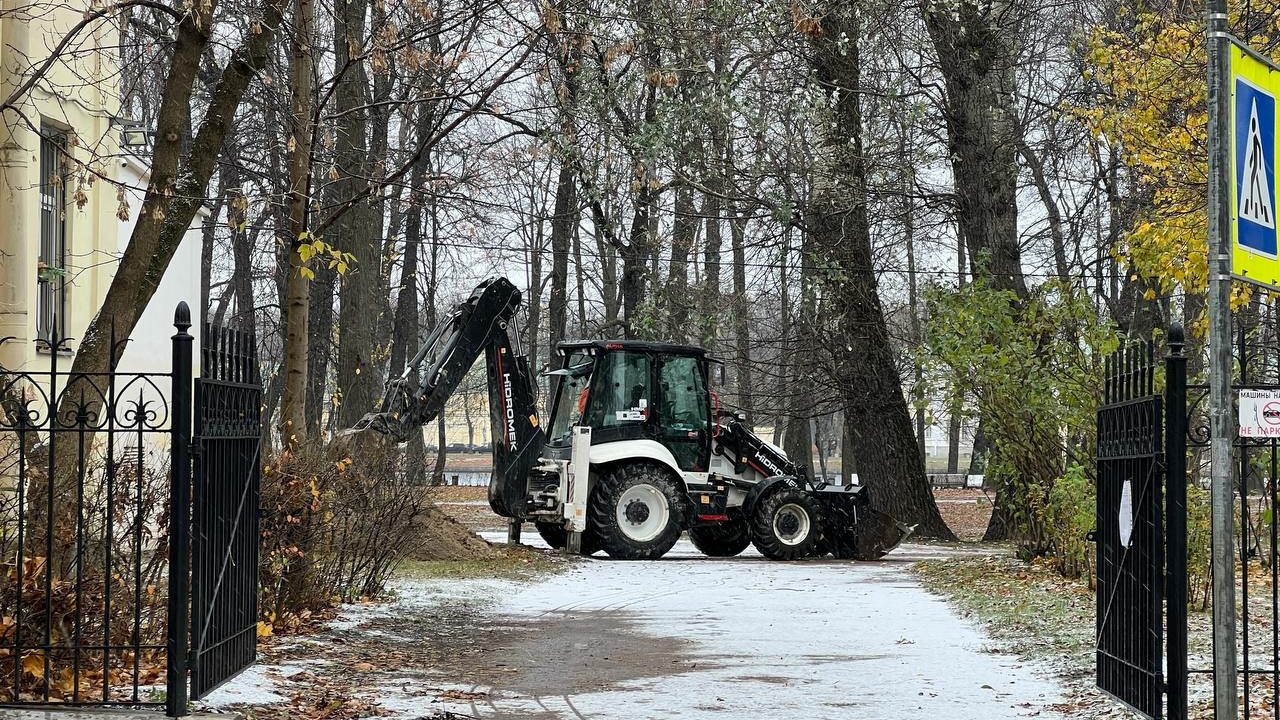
38, 128, 67, 346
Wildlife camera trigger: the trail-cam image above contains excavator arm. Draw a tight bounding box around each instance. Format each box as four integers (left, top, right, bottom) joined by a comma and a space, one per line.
349, 277, 545, 518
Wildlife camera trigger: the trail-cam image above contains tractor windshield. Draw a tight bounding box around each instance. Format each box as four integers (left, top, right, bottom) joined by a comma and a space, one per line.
546, 349, 593, 445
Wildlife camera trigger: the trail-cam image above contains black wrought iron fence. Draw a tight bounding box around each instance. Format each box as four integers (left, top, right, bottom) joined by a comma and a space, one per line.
1183, 300, 1280, 718
0, 304, 262, 716
0, 325, 174, 708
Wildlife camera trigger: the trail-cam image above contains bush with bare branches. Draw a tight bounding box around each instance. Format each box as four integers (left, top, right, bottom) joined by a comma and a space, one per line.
258, 442, 429, 633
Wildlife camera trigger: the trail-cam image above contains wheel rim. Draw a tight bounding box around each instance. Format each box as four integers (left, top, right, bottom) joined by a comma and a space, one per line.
615, 483, 669, 543
773, 503, 811, 546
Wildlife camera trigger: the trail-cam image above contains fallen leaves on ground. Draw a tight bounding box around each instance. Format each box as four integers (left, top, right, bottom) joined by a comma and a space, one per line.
914, 555, 1143, 719
436, 688, 488, 700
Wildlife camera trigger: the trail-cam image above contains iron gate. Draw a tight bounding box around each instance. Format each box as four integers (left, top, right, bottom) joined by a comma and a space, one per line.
1094, 331, 1188, 720
187, 321, 263, 700
1096, 341, 1165, 718
0, 323, 176, 709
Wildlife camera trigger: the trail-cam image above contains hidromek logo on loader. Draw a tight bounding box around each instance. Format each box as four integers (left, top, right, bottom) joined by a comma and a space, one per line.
503, 373, 518, 451
753, 450, 785, 478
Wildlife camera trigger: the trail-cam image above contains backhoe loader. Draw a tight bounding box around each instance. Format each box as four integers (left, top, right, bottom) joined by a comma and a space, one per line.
346, 277, 912, 560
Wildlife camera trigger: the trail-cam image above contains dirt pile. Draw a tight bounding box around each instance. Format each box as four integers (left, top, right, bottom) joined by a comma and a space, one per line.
408, 504, 503, 560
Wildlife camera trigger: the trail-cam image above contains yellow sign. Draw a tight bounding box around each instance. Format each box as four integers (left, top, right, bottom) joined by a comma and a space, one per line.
1232, 42, 1280, 288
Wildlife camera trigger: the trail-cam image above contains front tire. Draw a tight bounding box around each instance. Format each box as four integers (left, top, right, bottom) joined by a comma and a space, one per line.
589, 463, 685, 560
750, 489, 822, 560
688, 521, 751, 557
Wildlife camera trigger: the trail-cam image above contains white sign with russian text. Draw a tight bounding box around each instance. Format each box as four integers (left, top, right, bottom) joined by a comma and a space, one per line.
1239, 388, 1280, 437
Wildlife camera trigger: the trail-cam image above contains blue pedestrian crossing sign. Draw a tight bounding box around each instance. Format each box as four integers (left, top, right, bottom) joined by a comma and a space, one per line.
1236, 79, 1276, 253
1232, 43, 1280, 288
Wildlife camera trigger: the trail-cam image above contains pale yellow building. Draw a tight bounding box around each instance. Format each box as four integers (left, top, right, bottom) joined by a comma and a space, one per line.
0, 0, 129, 371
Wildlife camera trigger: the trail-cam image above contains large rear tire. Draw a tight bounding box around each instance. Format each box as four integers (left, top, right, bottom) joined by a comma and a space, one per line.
688, 521, 751, 557
589, 463, 685, 560
750, 488, 822, 561
535, 521, 599, 555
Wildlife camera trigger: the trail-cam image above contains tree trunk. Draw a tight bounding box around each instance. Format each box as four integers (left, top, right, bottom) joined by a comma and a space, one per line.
226, 180, 255, 331
925, 0, 1026, 541
34, 0, 285, 558
548, 160, 576, 351
593, 212, 620, 327
332, 0, 386, 429
813, 418, 829, 480
946, 405, 962, 474
773, 229, 792, 447
433, 416, 446, 485
783, 411, 813, 480
700, 190, 723, 348
280, 0, 316, 446
573, 224, 588, 338
665, 174, 697, 342
841, 414, 857, 483
389, 106, 432, 382
200, 172, 227, 321
730, 210, 753, 428
305, 265, 334, 432
807, 3, 954, 539
620, 186, 656, 337
527, 211, 543, 374
699, 37, 728, 348
901, 124, 925, 463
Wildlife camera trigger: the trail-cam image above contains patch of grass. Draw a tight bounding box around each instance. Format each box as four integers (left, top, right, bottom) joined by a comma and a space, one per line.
914, 555, 1096, 679
396, 547, 571, 581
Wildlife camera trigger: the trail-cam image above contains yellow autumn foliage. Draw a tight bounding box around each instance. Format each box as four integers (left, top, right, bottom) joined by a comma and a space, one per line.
1083, 7, 1280, 317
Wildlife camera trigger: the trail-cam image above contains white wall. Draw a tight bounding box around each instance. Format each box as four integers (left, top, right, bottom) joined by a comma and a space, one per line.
112, 158, 205, 378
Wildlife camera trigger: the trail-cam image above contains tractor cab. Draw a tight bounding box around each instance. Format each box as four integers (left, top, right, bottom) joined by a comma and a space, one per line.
545, 340, 713, 472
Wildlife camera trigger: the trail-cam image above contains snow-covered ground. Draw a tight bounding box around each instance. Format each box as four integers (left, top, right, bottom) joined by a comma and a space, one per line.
204, 539, 1075, 720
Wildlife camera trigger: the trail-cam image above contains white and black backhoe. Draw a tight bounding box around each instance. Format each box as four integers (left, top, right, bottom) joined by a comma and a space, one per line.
346, 277, 913, 561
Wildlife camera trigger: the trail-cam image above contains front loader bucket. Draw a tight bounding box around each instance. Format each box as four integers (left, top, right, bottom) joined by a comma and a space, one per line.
852, 507, 914, 560
815, 491, 913, 560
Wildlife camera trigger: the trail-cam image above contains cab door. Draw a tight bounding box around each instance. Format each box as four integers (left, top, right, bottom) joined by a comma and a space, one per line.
655, 354, 711, 471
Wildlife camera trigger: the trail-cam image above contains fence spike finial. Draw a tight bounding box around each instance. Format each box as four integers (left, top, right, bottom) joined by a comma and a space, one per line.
174, 302, 192, 333
174, 302, 190, 335
1169, 323, 1186, 354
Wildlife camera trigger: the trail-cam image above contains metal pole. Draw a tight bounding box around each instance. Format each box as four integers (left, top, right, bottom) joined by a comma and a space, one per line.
167, 302, 194, 718
1206, 2, 1239, 717
1166, 325, 1189, 720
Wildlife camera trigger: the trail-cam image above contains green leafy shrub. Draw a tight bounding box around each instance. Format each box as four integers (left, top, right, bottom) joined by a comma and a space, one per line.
1046, 462, 1096, 579
923, 280, 1119, 572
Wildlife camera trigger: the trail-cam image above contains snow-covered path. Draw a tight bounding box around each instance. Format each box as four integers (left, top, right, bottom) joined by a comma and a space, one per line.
431, 539, 1066, 720
204, 539, 1075, 720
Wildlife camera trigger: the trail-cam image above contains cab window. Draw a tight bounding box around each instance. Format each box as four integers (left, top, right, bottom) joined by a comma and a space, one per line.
547, 350, 592, 445
657, 355, 709, 470
583, 351, 651, 428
